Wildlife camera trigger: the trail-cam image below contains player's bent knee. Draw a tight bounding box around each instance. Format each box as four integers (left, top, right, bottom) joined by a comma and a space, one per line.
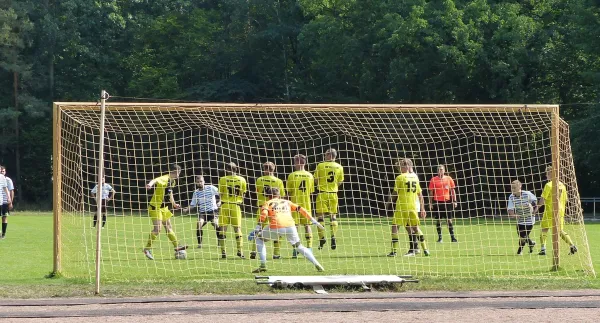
292, 242, 301, 248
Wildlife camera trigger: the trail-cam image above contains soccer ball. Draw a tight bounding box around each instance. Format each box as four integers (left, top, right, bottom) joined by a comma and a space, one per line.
175, 250, 187, 260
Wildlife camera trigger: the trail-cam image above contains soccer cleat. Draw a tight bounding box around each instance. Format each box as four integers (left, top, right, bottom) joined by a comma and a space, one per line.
252, 266, 267, 273
331, 237, 337, 250
292, 249, 298, 259
318, 238, 327, 250
143, 249, 154, 260
174, 245, 188, 252
403, 251, 416, 257
424, 250, 430, 256
539, 249, 546, 256
197, 244, 202, 249
569, 245, 578, 255
315, 264, 325, 272
387, 252, 397, 257
517, 251, 523, 256
451, 237, 458, 243
221, 252, 227, 259
237, 251, 245, 259
273, 255, 281, 260
529, 241, 536, 254
414, 249, 421, 254
436, 238, 442, 243
250, 251, 257, 260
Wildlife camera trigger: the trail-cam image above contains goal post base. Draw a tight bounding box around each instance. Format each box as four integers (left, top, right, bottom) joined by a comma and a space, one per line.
255, 275, 418, 294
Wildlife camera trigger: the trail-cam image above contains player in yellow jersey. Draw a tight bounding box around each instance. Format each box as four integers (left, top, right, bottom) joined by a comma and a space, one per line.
218, 162, 248, 259
249, 187, 324, 273
287, 154, 315, 258
251, 162, 286, 260
387, 158, 429, 257
143, 164, 188, 260
536, 166, 577, 256
314, 148, 344, 250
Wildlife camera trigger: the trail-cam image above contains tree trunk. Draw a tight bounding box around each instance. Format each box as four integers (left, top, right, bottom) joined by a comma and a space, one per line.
13, 71, 22, 202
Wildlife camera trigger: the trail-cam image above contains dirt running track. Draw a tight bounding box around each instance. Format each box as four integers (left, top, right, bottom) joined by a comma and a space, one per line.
1, 290, 599, 323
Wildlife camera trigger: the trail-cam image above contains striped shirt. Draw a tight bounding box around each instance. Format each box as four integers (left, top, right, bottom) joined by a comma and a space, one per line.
91, 183, 113, 200
190, 185, 219, 212
507, 190, 537, 225
0, 175, 6, 203
1, 176, 13, 204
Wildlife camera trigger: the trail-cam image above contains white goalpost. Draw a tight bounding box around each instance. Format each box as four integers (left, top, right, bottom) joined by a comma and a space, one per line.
52, 100, 595, 285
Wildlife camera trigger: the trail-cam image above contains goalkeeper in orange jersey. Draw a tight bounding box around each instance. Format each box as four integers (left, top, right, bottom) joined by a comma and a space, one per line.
251, 162, 286, 260
387, 158, 429, 257
314, 148, 344, 250
249, 187, 325, 273
143, 164, 188, 260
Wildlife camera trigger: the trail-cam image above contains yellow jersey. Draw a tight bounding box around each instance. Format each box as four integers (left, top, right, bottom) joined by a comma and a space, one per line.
394, 172, 422, 212
541, 180, 567, 217
149, 174, 173, 207
256, 175, 286, 206
287, 170, 314, 208
315, 161, 344, 193
218, 175, 247, 204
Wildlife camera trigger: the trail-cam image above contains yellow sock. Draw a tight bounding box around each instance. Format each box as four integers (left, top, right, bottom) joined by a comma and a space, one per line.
540, 231, 548, 248
218, 232, 225, 253
235, 231, 243, 252
166, 231, 178, 248
392, 232, 399, 252
331, 219, 339, 237
273, 238, 281, 256
317, 219, 326, 240
560, 231, 574, 246
306, 232, 313, 248
145, 233, 158, 249
420, 235, 428, 251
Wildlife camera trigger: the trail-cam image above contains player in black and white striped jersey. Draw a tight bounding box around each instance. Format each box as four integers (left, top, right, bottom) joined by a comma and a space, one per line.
0, 166, 14, 239
91, 176, 114, 228
182, 174, 220, 248
507, 180, 537, 255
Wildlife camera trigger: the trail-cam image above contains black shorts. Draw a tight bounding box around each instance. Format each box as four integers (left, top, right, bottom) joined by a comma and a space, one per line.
94, 203, 107, 213
517, 224, 533, 238
432, 202, 452, 219
0, 204, 8, 216
198, 210, 218, 223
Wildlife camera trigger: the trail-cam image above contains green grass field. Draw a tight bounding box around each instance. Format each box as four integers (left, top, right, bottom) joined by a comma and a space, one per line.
1, 212, 599, 298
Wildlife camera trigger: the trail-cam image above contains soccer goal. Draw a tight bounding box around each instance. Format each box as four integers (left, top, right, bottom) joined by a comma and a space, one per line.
52, 100, 595, 283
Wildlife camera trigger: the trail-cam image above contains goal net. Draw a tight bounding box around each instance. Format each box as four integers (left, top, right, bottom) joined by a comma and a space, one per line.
53, 103, 594, 282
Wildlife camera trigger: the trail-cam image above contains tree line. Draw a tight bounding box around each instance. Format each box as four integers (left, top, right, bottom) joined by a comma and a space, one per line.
1, 0, 599, 207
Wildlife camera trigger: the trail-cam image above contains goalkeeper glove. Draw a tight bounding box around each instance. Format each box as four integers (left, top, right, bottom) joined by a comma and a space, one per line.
248, 224, 262, 241
311, 218, 325, 230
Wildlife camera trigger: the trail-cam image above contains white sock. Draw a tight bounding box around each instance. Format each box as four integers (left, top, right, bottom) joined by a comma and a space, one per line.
257, 238, 267, 265
297, 244, 321, 267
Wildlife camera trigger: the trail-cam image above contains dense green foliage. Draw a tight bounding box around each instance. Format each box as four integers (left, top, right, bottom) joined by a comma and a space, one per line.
1, 0, 599, 206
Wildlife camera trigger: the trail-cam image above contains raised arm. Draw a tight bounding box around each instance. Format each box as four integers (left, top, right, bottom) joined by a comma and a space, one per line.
291, 202, 324, 229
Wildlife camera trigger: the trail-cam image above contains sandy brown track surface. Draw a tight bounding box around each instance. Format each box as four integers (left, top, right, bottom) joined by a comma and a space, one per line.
1, 290, 599, 322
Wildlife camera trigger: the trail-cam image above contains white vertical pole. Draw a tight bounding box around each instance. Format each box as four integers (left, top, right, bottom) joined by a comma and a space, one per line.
95, 90, 109, 294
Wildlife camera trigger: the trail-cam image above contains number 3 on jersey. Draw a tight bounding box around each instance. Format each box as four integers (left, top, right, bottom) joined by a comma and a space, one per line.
326, 171, 335, 183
